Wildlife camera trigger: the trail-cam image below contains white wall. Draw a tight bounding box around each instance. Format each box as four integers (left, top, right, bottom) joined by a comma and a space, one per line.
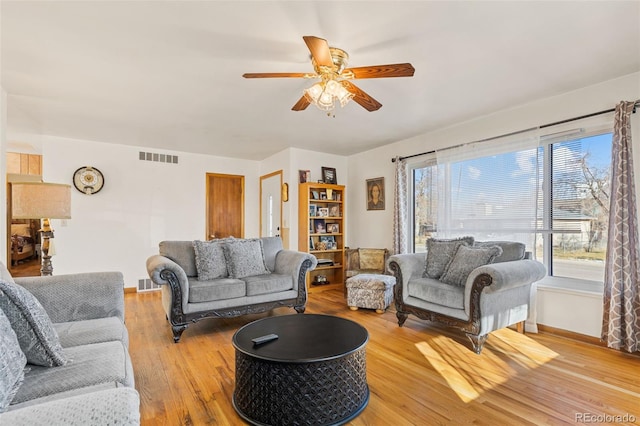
258, 147, 347, 250
40, 135, 260, 288
347, 150, 397, 250
347, 72, 640, 337
288, 148, 347, 250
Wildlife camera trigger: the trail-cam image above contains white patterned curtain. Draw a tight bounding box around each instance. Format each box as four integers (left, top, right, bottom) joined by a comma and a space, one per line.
602, 100, 640, 353
393, 156, 408, 254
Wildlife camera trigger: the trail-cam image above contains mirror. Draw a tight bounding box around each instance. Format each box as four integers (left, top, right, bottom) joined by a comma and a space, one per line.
260, 170, 283, 238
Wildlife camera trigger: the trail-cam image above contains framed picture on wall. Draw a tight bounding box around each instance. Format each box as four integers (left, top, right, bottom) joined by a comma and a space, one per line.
321, 167, 337, 184
299, 169, 311, 183
366, 177, 385, 210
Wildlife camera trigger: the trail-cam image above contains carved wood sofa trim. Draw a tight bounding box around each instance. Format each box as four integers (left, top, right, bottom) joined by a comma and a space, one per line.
388, 261, 520, 354
161, 258, 313, 342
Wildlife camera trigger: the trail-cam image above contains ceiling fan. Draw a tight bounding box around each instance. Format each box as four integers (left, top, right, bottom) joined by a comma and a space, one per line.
243, 36, 415, 113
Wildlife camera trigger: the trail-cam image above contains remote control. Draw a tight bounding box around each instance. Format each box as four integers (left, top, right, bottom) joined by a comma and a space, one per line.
252, 333, 279, 345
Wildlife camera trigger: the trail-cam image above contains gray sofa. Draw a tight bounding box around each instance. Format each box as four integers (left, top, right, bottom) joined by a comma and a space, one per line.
146, 236, 317, 342
0, 261, 139, 425
388, 239, 546, 354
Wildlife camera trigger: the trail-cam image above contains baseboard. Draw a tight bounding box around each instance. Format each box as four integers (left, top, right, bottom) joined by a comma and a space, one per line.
537, 324, 604, 347
124, 287, 137, 294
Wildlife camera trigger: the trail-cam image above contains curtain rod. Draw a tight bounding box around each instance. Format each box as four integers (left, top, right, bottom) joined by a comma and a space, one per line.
391, 100, 639, 163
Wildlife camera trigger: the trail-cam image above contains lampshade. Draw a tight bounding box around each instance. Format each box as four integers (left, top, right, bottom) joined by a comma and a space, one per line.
12, 182, 72, 219
303, 79, 354, 113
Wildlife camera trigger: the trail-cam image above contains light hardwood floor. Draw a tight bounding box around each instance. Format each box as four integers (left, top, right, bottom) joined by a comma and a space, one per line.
126, 290, 639, 425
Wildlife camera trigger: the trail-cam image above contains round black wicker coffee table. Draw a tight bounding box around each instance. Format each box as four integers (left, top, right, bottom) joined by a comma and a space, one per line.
232, 314, 369, 426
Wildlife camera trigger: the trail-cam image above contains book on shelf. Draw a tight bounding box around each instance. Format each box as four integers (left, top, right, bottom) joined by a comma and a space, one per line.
315, 257, 334, 266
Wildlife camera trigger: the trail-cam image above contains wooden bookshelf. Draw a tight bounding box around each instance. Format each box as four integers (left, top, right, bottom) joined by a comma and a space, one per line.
298, 182, 345, 293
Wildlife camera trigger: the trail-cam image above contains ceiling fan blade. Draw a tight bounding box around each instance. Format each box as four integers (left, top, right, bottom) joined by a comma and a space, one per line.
342, 81, 382, 112
243, 72, 311, 78
343, 63, 415, 79
292, 96, 311, 111
303, 36, 333, 68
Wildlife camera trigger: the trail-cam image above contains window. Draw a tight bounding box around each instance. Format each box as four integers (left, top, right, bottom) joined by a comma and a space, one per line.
411, 130, 612, 283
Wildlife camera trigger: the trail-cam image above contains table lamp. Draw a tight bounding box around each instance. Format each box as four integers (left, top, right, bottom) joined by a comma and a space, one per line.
11, 182, 71, 276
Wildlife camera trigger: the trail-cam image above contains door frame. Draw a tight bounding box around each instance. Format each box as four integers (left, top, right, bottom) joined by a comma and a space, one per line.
205, 173, 244, 240
259, 170, 283, 238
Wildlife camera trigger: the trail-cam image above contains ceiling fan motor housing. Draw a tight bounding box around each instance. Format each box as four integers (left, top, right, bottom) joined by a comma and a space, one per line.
312, 47, 349, 76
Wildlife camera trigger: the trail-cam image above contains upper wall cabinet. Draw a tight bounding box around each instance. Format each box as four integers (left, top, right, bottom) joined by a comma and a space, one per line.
7, 153, 42, 176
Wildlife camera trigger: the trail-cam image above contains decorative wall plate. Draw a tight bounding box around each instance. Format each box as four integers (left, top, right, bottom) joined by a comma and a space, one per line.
73, 166, 104, 195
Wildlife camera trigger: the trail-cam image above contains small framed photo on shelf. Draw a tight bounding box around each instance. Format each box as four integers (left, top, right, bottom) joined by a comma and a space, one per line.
309, 204, 317, 217
320, 235, 337, 250
329, 205, 340, 217
299, 169, 311, 183
320, 192, 327, 200
327, 223, 339, 234
322, 167, 337, 184
317, 207, 329, 217
311, 190, 320, 200
320, 235, 335, 243
326, 188, 333, 200
313, 219, 326, 234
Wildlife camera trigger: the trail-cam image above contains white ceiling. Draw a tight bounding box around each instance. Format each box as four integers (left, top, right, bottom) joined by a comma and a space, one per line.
2, 1, 639, 160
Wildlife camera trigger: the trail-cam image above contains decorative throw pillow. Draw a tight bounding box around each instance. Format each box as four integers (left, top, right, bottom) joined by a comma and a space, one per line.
424, 236, 475, 279
0, 308, 26, 412
223, 239, 271, 279
358, 248, 386, 272
193, 239, 230, 280
474, 241, 525, 263
0, 279, 67, 367
440, 244, 503, 287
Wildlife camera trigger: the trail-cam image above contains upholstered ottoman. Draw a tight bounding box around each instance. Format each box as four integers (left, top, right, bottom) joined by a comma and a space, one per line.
346, 274, 396, 314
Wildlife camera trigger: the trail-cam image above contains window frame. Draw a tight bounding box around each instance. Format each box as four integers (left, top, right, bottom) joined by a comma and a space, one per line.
408, 125, 613, 289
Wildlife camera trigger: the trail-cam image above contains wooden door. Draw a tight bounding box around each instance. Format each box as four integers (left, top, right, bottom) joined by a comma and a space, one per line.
206, 173, 244, 240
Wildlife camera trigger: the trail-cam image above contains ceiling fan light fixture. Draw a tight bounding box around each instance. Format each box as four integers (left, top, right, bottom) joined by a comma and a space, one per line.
303, 82, 333, 111
334, 82, 355, 107
317, 94, 334, 111
303, 79, 354, 112
304, 82, 324, 102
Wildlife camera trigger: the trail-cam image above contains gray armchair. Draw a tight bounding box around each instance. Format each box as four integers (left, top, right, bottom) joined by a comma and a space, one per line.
388, 241, 546, 354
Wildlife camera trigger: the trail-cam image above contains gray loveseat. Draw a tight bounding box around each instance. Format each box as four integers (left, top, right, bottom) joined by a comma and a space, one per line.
0, 261, 139, 425
388, 239, 546, 354
146, 236, 317, 342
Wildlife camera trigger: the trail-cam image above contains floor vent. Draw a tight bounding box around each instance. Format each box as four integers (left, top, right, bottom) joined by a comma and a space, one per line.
137, 278, 161, 292
139, 151, 179, 164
